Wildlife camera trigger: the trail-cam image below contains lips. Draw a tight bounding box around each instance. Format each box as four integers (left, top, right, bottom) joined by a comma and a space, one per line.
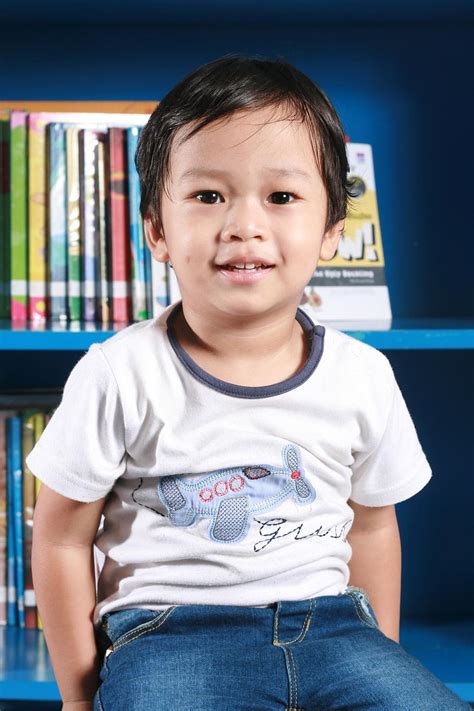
216, 263, 275, 284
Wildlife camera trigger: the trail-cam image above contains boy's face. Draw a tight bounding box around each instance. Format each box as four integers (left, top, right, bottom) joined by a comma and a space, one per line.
144, 105, 344, 322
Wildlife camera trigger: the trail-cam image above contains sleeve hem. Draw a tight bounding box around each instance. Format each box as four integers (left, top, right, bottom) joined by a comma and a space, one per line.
349, 461, 432, 507
26, 447, 112, 503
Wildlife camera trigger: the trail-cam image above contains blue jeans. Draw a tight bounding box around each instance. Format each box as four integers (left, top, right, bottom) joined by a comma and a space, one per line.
93, 585, 469, 710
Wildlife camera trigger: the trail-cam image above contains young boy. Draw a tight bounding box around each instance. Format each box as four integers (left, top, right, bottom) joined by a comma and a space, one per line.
28, 54, 469, 711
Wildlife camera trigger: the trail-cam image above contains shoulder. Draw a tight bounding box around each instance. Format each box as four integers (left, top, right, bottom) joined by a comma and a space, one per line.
301, 307, 394, 384
327, 324, 392, 377
300, 308, 396, 424
90, 304, 172, 368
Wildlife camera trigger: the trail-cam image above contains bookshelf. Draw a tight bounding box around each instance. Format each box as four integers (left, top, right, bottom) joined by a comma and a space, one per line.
1, 0, 473, 706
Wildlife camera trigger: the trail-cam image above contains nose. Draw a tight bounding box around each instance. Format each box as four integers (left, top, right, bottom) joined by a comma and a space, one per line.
220, 198, 268, 242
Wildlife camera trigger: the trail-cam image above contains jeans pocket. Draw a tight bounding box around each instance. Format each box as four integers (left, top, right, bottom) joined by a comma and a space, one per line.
102, 606, 179, 660
345, 585, 380, 629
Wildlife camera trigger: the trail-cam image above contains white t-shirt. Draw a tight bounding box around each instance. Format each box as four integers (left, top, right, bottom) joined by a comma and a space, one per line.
26, 301, 432, 630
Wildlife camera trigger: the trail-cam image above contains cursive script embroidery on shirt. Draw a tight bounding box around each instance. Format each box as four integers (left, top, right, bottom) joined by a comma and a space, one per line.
253, 516, 353, 552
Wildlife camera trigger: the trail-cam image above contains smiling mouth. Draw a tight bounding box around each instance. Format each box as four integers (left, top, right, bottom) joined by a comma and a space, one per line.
220, 264, 273, 272
216, 264, 275, 284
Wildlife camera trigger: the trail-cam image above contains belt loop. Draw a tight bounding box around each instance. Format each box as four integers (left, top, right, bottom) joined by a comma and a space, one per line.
273, 598, 315, 646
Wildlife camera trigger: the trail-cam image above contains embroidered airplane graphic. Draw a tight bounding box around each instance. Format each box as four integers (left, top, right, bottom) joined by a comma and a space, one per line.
157, 443, 316, 543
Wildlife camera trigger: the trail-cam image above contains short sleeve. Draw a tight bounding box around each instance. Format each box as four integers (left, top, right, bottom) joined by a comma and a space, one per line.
350, 368, 432, 507
25, 343, 127, 502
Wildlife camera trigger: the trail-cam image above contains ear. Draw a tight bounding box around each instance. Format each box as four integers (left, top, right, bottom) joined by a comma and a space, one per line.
144, 213, 170, 263
319, 218, 345, 262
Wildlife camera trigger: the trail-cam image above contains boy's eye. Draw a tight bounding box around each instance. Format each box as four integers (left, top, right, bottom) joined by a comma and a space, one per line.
194, 191, 222, 204
193, 191, 297, 204
270, 192, 297, 205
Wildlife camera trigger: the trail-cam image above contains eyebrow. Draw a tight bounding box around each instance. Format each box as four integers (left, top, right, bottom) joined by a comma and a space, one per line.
178, 166, 313, 183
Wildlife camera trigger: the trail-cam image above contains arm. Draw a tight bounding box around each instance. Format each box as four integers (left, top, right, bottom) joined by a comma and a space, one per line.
32, 483, 107, 707
346, 500, 401, 643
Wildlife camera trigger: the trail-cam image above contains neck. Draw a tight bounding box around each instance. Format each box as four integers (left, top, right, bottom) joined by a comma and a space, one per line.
181, 302, 303, 352
172, 300, 308, 375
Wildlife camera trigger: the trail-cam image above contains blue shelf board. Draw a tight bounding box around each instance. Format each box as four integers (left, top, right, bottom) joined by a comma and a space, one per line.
0, 317, 473, 350
0, 619, 473, 702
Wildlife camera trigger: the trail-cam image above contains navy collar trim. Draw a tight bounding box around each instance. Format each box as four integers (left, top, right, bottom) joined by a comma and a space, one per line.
166, 301, 325, 399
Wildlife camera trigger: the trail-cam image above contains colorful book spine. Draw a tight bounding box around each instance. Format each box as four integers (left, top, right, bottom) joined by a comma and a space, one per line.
47, 123, 68, 321
95, 138, 111, 322
33, 412, 46, 630
22, 410, 37, 628
28, 114, 49, 321
9, 415, 25, 627
6, 419, 17, 625
0, 111, 11, 320
66, 127, 82, 321
107, 128, 131, 322
127, 126, 148, 321
10, 111, 28, 322
0, 412, 12, 625
80, 129, 106, 322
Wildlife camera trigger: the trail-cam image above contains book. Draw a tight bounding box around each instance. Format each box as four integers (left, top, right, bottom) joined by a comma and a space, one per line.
9, 416, 25, 627
66, 127, 82, 321
0, 112, 10, 320
47, 123, 68, 321
107, 127, 131, 322
80, 129, 107, 322
95, 137, 111, 322
0, 411, 17, 625
127, 126, 148, 321
21, 410, 37, 628
6, 420, 17, 625
300, 142, 392, 330
33, 411, 46, 630
9, 111, 28, 322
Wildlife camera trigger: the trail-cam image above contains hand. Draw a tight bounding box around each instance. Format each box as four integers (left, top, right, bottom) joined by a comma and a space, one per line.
62, 701, 94, 711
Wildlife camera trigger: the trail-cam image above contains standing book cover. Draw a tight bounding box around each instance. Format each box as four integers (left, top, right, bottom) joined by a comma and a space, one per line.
300, 142, 391, 329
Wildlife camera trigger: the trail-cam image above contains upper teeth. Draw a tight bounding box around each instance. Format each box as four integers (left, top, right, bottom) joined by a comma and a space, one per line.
231, 263, 261, 269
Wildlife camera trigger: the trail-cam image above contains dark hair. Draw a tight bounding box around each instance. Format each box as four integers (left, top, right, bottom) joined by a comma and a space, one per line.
135, 53, 353, 233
